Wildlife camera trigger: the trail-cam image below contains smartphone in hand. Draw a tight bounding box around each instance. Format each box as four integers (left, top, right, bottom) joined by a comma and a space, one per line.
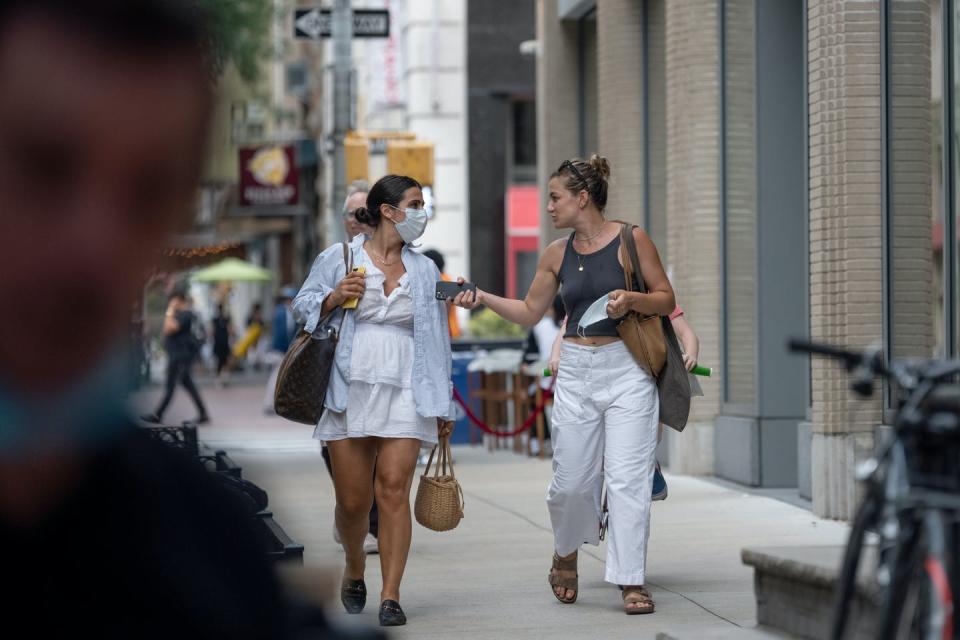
436, 280, 476, 301
342, 266, 365, 309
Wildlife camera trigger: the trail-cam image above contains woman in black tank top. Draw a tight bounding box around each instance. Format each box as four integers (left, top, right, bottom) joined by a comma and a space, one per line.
451, 156, 674, 615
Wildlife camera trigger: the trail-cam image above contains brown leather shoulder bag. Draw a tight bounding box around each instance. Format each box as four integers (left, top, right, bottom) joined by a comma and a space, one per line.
617, 224, 692, 432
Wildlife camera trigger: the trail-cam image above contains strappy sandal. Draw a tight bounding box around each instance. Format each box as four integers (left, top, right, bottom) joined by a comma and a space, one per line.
340, 577, 367, 614
548, 551, 578, 604
621, 585, 655, 615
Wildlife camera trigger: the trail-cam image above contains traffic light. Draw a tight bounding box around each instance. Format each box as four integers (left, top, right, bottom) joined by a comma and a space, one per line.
386, 140, 434, 186
345, 136, 369, 184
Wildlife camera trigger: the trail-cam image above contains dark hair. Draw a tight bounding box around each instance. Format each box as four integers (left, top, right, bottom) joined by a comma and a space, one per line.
354, 175, 422, 228
551, 154, 611, 210
422, 249, 445, 272
0, 0, 210, 68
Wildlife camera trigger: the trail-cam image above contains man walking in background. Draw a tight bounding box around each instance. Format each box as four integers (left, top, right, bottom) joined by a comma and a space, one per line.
141, 291, 209, 425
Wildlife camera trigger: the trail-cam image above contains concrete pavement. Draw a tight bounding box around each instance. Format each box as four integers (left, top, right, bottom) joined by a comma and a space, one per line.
132, 382, 849, 639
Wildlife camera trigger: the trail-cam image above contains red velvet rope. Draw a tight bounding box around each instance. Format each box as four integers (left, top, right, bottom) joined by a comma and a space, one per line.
452, 380, 554, 437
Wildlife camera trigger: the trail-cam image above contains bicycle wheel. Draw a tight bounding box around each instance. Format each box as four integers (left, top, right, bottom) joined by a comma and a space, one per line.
830, 489, 882, 640
914, 510, 953, 640
878, 510, 953, 640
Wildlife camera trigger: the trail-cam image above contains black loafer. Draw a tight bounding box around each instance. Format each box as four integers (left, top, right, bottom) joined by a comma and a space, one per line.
379, 599, 406, 626
340, 578, 366, 614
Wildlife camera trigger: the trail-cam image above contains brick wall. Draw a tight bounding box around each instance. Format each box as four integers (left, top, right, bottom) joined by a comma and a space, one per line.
537, 0, 581, 248
664, 0, 722, 472
596, 0, 644, 225
808, 0, 884, 519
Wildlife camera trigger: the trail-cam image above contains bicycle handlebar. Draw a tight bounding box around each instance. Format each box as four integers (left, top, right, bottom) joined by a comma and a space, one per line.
787, 339, 864, 367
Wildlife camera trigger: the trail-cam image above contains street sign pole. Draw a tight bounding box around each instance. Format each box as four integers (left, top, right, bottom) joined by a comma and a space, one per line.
331, 0, 352, 244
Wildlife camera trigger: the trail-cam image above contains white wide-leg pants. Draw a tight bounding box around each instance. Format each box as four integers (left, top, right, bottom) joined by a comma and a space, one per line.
547, 340, 659, 586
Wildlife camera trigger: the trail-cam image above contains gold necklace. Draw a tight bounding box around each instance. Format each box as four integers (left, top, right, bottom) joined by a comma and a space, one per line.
574, 224, 605, 244
366, 244, 397, 266
574, 224, 605, 271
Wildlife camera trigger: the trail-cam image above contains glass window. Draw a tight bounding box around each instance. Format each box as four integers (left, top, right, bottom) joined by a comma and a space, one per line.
512, 100, 537, 175
722, 0, 758, 405
887, 0, 939, 361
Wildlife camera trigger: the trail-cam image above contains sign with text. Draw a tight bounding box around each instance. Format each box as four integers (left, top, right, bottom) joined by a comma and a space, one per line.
366, 0, 404, 109
239, 145, 298, 207
294, 9, 390, 39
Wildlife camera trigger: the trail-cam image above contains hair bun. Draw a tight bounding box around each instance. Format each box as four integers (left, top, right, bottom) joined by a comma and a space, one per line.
589, 154, 611, 180
353, 205, 372, 225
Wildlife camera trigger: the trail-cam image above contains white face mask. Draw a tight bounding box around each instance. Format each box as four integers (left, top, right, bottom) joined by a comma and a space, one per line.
577, 293, 610, 336
388, 205, 428, 243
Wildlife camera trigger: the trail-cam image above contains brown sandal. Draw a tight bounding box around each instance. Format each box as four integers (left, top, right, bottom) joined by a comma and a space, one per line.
548, 551, 578, 604
621, 585, 655, 615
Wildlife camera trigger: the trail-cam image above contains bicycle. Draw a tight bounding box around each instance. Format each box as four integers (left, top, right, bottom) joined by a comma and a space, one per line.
789, 339, 960, 640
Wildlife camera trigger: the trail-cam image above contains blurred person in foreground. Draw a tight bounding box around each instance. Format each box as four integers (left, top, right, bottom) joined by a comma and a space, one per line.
0, 1, 372, 637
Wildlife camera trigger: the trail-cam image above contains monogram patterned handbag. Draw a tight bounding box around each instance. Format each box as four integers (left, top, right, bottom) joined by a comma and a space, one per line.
273, 243, 351, 425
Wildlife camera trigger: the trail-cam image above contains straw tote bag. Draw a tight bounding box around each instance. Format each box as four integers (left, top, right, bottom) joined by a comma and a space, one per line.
414, 432, 464, 532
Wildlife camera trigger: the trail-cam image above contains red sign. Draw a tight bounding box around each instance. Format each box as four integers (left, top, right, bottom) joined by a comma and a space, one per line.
239, 145, 298, 206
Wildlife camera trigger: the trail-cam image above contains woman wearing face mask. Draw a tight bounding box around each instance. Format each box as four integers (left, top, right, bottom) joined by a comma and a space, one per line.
292, 174, 455, 627
451, 155, 674, 615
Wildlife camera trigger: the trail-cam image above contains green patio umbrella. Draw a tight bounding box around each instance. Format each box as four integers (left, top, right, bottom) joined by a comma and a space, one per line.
190, 257, 272, 282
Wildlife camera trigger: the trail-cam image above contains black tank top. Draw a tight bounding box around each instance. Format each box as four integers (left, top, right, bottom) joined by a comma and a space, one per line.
559, 232, 636, 338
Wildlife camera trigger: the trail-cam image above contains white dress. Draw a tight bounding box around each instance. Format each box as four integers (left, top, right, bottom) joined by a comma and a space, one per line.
314, 249, 438, 444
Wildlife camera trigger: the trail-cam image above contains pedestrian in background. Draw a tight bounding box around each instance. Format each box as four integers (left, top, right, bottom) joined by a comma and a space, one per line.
211, 302, 233, 382
293, 174, 455, 627
343, 180, 373, 239
320, 187, 380, 554
141, 291, 209, 425
422, 248, 462, 338
452, 155, 673, 615
524, 294, 565, 456
231, 302, 264, 371
262, 286, 297, 414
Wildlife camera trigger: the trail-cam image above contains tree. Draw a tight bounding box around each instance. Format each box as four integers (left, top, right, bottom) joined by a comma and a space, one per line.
200, 0, 272, 84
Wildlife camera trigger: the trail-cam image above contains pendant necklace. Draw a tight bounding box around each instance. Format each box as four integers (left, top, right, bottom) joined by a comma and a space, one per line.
574, 224, 605, 272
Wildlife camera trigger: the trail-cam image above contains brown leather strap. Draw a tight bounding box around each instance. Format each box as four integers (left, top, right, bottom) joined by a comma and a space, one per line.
619, 224, 647, 294
336, 242, 352, 335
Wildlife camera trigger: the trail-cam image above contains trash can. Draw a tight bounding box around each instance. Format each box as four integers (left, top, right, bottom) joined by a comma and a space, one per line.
450, 351, 475, 445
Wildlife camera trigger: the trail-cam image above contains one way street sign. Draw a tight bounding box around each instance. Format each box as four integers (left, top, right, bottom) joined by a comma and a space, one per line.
294, 9, 390, 39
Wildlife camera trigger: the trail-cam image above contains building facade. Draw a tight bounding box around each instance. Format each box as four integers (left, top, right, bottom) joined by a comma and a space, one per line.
319, 0, 471, 284
538, 0, 946, 519
467, 1, 538, 297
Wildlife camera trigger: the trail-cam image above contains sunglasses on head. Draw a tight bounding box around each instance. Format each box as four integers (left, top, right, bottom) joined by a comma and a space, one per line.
560, 160, 588, 187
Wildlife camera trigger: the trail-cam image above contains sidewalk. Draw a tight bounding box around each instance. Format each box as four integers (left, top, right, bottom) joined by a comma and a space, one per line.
132, 384, 849, 639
